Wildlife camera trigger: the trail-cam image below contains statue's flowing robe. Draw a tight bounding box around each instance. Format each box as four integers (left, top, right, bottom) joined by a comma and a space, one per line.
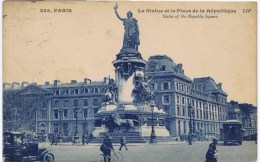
122, 18, 140, 49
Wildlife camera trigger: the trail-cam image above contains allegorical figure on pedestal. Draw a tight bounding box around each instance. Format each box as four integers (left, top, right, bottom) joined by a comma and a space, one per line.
114, 3, 140, 50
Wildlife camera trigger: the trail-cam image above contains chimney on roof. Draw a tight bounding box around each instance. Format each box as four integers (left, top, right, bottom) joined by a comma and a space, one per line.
71, 80, 77, 84
218, 83, 222, 89
22, 82, 29, 88
104, 77, 110, 84
54, 80, 60, 86
3, 83, 11, 90
84, 78, 91, 84
45, 82, 50, 85
12, 82, 20, 89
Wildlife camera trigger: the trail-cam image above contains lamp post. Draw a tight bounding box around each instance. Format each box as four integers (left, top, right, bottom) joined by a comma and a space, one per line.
73, 107, 79, 143
58, 107, 63, 143
188, 103, 193, 145
150, 101, 157, 143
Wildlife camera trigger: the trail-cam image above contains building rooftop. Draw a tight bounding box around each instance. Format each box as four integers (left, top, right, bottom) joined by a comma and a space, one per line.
192, 77, 227, 96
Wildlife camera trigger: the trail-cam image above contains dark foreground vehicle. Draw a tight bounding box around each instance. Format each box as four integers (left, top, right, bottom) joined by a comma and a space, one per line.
3, 132, 54, 162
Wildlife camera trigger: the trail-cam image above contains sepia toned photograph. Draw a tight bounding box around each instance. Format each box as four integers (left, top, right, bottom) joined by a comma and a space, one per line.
2, 1, 257, 162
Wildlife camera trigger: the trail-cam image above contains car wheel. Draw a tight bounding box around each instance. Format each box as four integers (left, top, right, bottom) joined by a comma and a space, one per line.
43, 153, 54, 162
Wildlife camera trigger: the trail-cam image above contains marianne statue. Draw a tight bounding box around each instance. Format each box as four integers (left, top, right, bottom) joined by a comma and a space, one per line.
114, 3, 140, 50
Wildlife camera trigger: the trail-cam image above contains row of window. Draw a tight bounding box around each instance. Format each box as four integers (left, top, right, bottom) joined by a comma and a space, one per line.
52, 87, 102, 96
53, 98, 99, 108
40, 108, 98, 120
176, 105, 220, 121
177, 120, 219, 135
175, 82, 190, 94
150, 81, 190, 94
176, 96, 227, 113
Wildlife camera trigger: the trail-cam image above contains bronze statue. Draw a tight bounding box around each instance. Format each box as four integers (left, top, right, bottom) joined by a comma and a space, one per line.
114, 3, 140, 50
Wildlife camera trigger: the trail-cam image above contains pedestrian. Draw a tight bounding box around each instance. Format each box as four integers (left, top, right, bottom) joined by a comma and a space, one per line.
89, 132, 94, 142
188, 133, 192, 145
100, 134, 114, 162
119, 134, 128, 151
50, 134, 57, 146
255, 131, 257, 144
82, 133, 86, 145
205, 138, 218, 162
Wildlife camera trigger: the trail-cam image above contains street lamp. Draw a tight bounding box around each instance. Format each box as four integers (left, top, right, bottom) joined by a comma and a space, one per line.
73, 107, 79, 143
150, 101, 157, 143
58, 107, 63, 143
188, 103, 193, 145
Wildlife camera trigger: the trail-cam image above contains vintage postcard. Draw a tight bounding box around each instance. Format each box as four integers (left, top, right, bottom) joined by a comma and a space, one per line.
2, 1, 257, 162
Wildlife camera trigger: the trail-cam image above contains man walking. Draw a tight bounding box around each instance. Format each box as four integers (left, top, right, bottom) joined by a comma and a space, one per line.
119, 134, 128, 151
205, 138, 218, 162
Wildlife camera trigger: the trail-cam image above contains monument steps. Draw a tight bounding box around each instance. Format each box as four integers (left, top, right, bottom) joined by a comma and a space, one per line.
90, 132, 147, 143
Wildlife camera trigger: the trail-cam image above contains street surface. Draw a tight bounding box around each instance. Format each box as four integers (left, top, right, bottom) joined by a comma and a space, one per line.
40, 141, 257, 162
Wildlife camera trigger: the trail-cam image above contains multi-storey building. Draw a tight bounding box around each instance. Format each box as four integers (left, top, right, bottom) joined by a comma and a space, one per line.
145, 55, 228, 139
227, 101, 257, 136
3, 78, 108, 136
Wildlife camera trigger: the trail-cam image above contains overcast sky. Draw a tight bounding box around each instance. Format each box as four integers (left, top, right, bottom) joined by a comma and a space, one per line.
3, 1, 257, 105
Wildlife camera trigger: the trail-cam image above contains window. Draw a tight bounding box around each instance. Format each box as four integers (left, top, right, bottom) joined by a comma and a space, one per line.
177, 95, 180, 104
63, 100, 68, 107
63, 109, 68, 119
162, 82, 170, 90
54, 109, 58, 119
182, 106, 185, 116
83, 99, 88, 107
54, 100, 59, 108
181, 84, 184, 92
55, 90, 60, 95
176, 82, 180, 91
93, 99, 98, 106
42, 109, 47, 119
84, 88, 89, 93
75, 89, 79, 94
177, 106, 180, 116
162, 95, 170, 104
73, 99, 78, 107
84, 109, 88, 118
182, 97, 185, 105
150, 66, 155, 72
186, 86, 190, 94
65, 89, 69, 95
161, 65, 166, 71
94, 88, 99, 93
187, 98, 190, 105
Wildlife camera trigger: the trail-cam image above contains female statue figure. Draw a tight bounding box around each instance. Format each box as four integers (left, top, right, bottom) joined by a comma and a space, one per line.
114, 4, 140, 50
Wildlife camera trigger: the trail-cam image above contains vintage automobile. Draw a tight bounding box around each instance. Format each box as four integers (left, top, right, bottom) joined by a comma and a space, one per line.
3, 132, 54, 162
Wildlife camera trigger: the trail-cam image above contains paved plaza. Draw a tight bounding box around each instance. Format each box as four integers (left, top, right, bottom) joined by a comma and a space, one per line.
40, 141, 257, 162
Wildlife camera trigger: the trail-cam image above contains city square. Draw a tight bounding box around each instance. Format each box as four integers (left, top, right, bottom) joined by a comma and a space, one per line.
41, 141, 257, 162
2, 2, 257, 162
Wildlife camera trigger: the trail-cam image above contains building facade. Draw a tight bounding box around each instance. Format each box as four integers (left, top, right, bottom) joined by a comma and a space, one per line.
227, 101, 257, 136
3, 78, 109, 137
5, 55, 256, 140
145, 55, 228, 139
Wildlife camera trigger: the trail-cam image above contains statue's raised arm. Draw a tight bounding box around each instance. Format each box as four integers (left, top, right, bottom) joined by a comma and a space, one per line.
114, 3, 140, 50
114, 3, 125, 21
